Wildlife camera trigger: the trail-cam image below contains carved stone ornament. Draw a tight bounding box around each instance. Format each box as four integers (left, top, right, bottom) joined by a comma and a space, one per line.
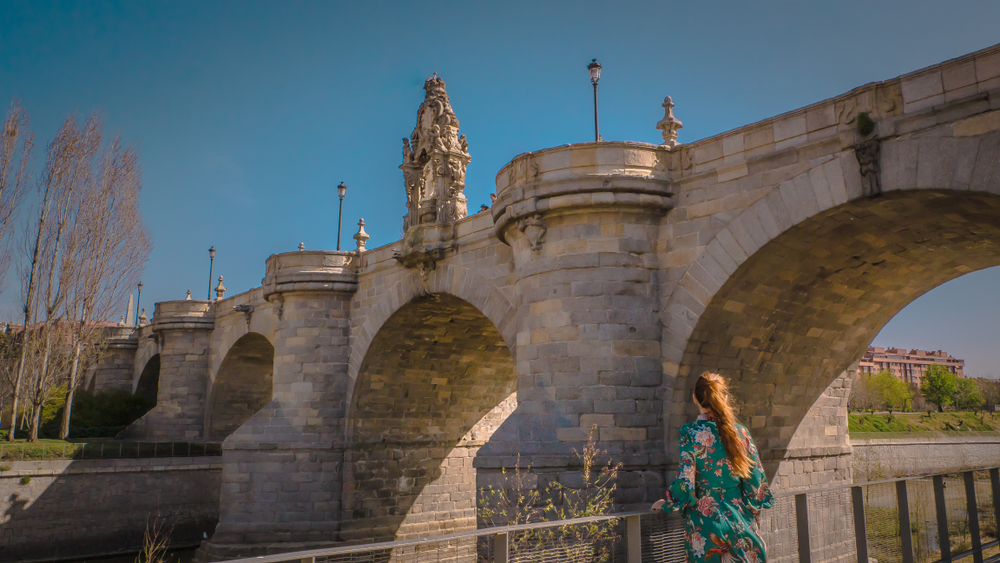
271, 293, 284, 321
656, 96, 683, 147
394, 246, 448, 290
518, 214, 547, 252
682, 148, 695, 171
836, 98, 858, 126
234, 304, 252, 328
855, 139, 882, 197
399, 73, 472, 231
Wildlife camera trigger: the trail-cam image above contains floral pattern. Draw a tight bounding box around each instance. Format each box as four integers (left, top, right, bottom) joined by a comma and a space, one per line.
662, 418, 774, 563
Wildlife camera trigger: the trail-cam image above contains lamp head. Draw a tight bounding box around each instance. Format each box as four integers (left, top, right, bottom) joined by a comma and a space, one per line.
209, 246, 216, 259
137, 281, 143, 291
337, 182, 348, 199
587, 59, 602, 85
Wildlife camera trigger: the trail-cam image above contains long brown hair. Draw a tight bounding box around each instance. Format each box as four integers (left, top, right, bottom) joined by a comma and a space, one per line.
694, 372, 752, 478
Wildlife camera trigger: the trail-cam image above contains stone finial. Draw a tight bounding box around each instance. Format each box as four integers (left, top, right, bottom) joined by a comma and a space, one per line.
354, 218, 370, 252
215, 276, 226, 300
138, 309, 148, 326
399, 73, 471, 230
185, 289, 192, 300
118, 315, 125, 326
298, 242, 305, 251
656, 96, 683, 147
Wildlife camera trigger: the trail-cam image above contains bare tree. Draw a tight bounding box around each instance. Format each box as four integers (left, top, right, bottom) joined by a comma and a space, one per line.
0, 102, 33, 291
59, 136, 151, 438
7, 110, 150, 441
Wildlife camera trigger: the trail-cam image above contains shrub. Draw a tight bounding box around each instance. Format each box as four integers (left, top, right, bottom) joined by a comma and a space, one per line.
41, 389, 154, 438
19, 476, 30, 485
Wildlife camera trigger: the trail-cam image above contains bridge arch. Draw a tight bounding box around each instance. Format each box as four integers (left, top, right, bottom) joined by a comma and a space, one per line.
205, 332, 275, 440
665, 130, 1000, 470
341, 292, 517, 543
348, 263, 516, 387
133, 354, 160, 403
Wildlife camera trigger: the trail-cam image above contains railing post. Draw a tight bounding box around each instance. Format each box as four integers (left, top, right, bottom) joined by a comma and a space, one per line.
962, 471, 982, 563
934, 475, 951, 563
851, 486, 869, 563
991, 469, 1000, 555
494, 531, 509, 563
896, 480, 914, 563
627, 514, 641, 563
795, 493, 812, 563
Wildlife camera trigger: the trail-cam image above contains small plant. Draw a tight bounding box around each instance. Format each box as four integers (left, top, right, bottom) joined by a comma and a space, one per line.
135, 519, 172, 563
857, 112, 876, 137
19, 476, 30, 485
478, 426, 622, 563
0, 465, 10, 472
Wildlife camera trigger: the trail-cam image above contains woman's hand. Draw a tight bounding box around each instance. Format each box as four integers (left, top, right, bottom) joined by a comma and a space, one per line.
651, 499, 665, 511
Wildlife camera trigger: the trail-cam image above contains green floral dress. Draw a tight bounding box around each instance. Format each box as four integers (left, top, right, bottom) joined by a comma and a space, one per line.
661, 416, 774, 563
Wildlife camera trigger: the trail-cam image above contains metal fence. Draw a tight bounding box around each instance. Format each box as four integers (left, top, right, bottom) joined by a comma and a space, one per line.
214, 467, 1000, 563
0, 440, 223, 462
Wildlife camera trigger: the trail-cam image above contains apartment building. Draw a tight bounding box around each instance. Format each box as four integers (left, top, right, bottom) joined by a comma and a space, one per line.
858, 347, 965, 384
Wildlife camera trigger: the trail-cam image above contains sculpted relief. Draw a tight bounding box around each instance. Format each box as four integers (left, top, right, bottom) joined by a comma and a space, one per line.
399, 73, 472, 230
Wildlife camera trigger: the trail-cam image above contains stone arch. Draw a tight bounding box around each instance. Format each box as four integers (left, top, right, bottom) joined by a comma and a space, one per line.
205, 333, 274, 441
664, 131, 1000, 469
133, 354, 160, 403
348, 263, 516, 386
341, 292, 517, 543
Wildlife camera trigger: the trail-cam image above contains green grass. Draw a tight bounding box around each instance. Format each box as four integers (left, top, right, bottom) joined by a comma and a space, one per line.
849, 411, 1000, 435
0, 439, 222, 461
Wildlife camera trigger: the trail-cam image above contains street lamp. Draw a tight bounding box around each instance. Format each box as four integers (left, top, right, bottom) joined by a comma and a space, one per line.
587, 59, 602, 142
336, 182, 348, 251
135, 281, 143, 327
207, 246, 216, 300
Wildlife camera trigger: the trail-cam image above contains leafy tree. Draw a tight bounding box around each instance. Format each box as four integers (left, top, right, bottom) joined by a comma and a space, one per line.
952, 378, 983, 411
869, 370, 912, 416
921, 365, 957, 412
975, 378, 1000, 410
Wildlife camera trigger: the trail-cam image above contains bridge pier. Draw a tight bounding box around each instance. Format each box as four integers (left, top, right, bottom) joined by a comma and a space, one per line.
120, 301, 214, 440
198, 251, 357, 559
484, 142, 675, 505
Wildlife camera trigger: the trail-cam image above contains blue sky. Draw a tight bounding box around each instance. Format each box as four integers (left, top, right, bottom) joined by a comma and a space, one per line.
2, 1, 999, 376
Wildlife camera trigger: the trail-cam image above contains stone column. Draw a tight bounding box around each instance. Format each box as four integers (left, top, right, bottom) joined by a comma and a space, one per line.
119, 301, 214, 440
199, 251, 357, 560
487, 142, 674, 506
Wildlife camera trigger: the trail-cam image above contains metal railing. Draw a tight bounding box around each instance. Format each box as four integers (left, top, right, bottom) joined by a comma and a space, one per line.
215, 467, 1000, 563
0, 441, 222, 462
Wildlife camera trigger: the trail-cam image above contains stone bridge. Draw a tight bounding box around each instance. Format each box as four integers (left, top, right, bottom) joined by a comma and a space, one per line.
91, 44, 1000, 558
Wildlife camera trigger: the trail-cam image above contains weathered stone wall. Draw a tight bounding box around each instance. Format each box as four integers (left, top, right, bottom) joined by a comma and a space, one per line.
89, 336, 139, 393
852, 436, 1000, 478
0, 457, 221, 563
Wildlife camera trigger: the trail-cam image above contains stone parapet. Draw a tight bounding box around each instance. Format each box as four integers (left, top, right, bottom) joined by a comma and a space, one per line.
152, 299, 216, 332
262, 250, 358, 298
492, 141, 674, 245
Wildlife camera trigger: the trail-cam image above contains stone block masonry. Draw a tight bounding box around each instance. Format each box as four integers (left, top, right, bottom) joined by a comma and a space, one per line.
0, 457, 221, 563
89, 43, 1000, 560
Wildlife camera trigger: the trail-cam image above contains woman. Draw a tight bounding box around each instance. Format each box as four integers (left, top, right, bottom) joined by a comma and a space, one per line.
651, 373, 774, 563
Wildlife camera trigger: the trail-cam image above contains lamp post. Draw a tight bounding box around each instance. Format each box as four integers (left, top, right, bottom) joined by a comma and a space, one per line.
135, 282, 143, 327
336, 182, 348, 250
587, 59, 602, 142
207, 246, 216, 300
